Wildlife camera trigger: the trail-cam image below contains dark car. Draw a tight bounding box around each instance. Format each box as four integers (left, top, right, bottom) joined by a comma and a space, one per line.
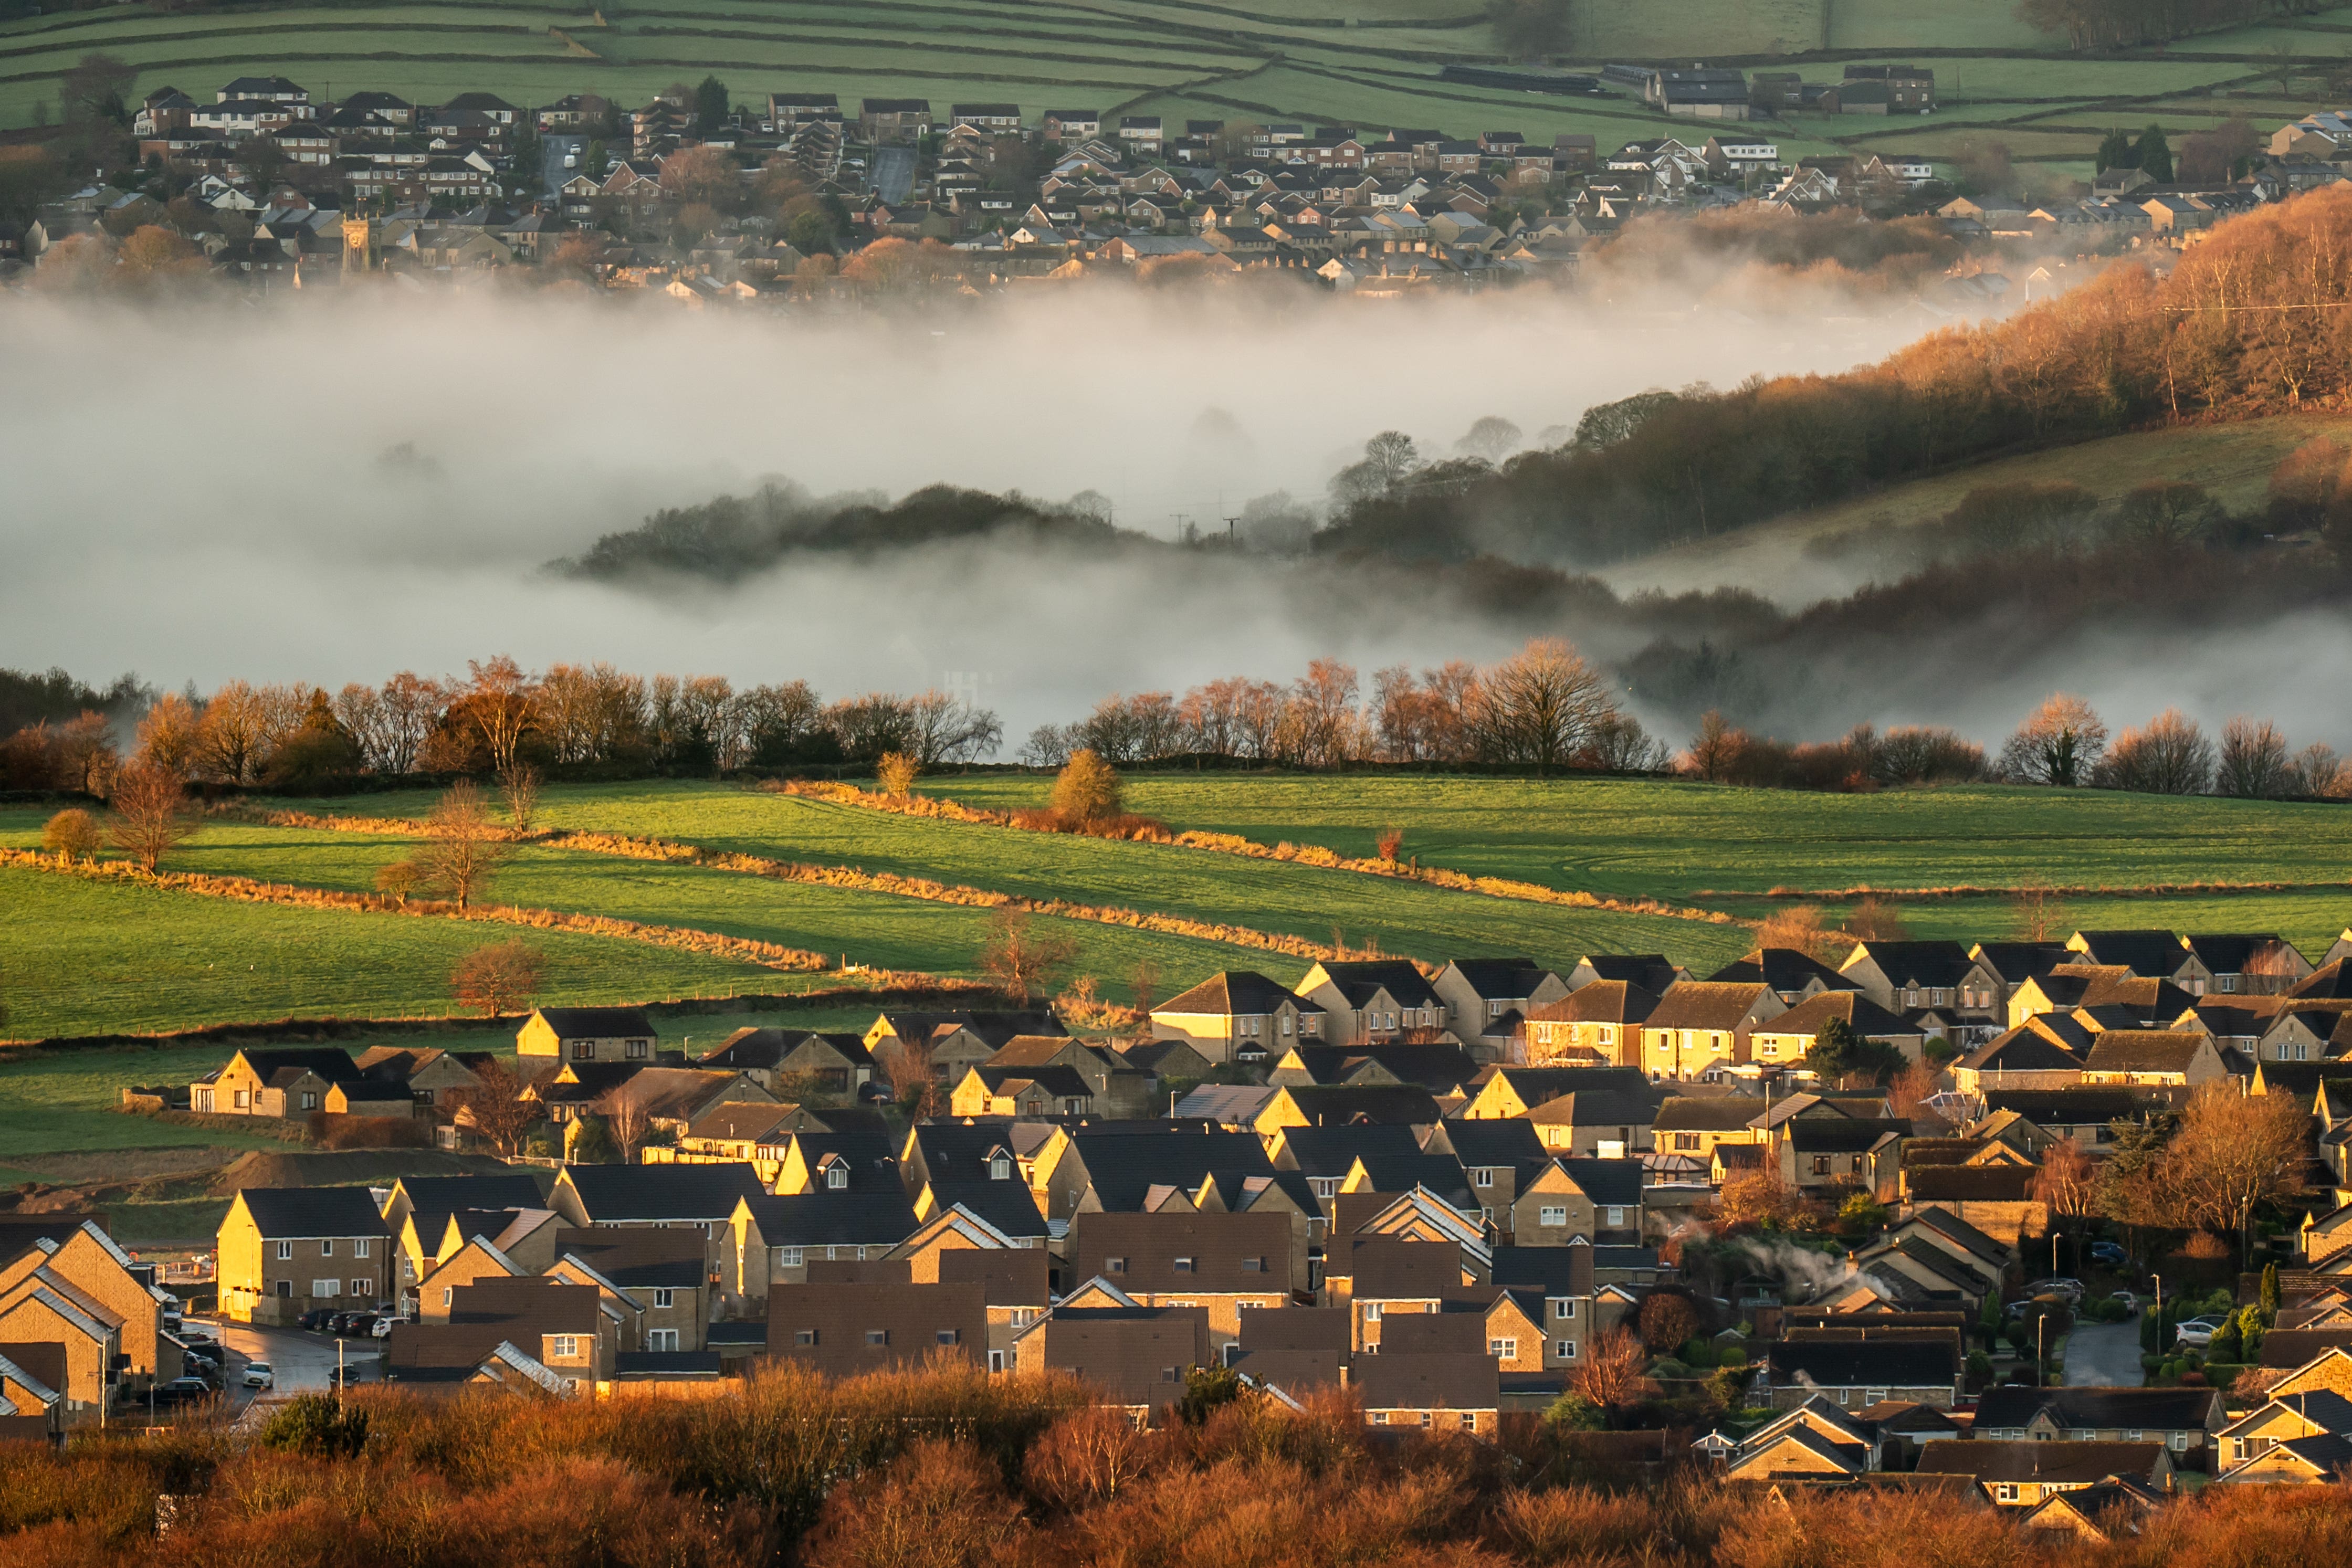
177, 1329, 219, 1351
152, 1377, 216, 1406
299, 1309, 338, 1332
2088, 1240, 2128, 1267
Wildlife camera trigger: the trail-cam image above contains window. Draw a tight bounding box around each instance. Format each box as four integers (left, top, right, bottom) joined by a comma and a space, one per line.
1674, 1133, 1699, 1151
780, 1247, 803, 1267
1490, 999, 1503, 1016
653, 1288, 675, 1310
1489, 1338, 1516, 1359
866, 1330, 889, 1346
937, 1329, 960, 1345
2171, 1433, 2189, 1451
1241, 1257, 1265, 1272
1363, 1302, 1382, 1320
1812, 1156, 1832, 1176
235, 1090, 250, 1109
312, 1279, 340, 1298
443, 1287, 454, 1306
1173, 1257, 1195, 1274
354, 1238, 371, 1259
1995, 1484, 2018, 1503
627, 1039, 648, 1059
1105, 1256, 1127, 1274
574, 1040, 595, 1060
550, 1335, 579, 1358
989, 1350, 1006, 1372
276, 1279, 292, 1299
1605, 1207, 1625, 1227
322, 1239, 334, 1257
301, 1091, 319, 1111
1282, 1014, 1294, 1036
1866, 1388, 1887, 1404
1474, 1168, 1493, 1188
642, 1328, 679, 1351
1460, 1413, 1476, 1430
1538, 1206, 1568, 1227
276, 1240, 292, 1261
795, 1329, 818, 1346
990, 1154, 1013, 1181
1162, 1366, 1180, 1382
350, 1278, 371, 1297
1368, 1412, 1388, 1425
1553, 1299, 1577, 1320
827, 1165, 848, 1190
1419, 1412, 1433, 1428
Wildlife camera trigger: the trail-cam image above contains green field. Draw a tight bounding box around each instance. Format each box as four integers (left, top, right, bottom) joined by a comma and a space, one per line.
0, 859, 778, 1042
13, 0, 2352, 173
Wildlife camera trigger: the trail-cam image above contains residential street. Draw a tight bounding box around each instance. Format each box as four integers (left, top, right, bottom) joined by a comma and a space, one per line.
2064, 1320, 2145, 1386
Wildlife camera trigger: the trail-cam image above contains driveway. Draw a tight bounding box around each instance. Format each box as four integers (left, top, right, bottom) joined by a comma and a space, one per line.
2064, 1320, 2145, 1387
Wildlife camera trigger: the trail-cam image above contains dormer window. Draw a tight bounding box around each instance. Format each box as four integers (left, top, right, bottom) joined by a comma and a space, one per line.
989, 1153, 1013, 1181
826, 1164, 848, 1190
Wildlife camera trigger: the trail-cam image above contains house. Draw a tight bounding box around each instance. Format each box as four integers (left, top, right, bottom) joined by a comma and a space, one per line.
2080, 1031, 2227, 1087
1510, 1159, 1643, 1245
601, 1067, 778, 1138
386, 1275, 610, 1393
1065, 1211, 1296, 1349
1015, 1301, 1211, 1410
697, 1028, 873, 1093
1043, 110, 1101, 142
1953, 1018, 2094, 1092
1761, 1337, 1960, 1410
859, 98, 932, 141
1567, 955, 1687, 993
766, 1276, 985, 1373
1747, 992, 1927, 1069
1913, 1439, 2173, 1506
1651, 1096, 1766, 1160
865, 1009, 1065, 1083
1973, 1386, 2223, 1461
1708, 949, 1863, 1007
1253, 1083, 1441, 1134
1430, 960, 1569, 1055
1293, 961, 1450, 1047
2215, 1390, 2352, 1479
548, 1226, 708, 1352
1422, 1118, 1548, 1229
1268, 1044, 1479, 1093
0, 1347, 64, 1442
350, 1046, 492, 1110
1774, 1113, 1905, 1201
1227, 1301, 1350, 1393
2182, 934, 2312, 996
0, 1220, 180, 1396
727, 1191, 919, 1301
1843, 63, 1935, 111
547, 1163, 766, 1279
1718, 1395, 1882, 1481
1640, 983, 1786, 1079
950, 1062, 1098, 1118
1457, 1065, 1655, 1122
1337, 1236, 1478, 1347
1356, 1351, 1501, 1434
1524, 983, 1659, 1067
2066, 931, 2211, 991
217, 1186, 394, 1325
516, 1007, 658, 1065
190, 1047, 365, 1117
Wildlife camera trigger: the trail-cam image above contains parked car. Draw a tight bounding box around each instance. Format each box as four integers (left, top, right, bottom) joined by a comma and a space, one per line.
2026, 1277, 2085, 1303
298, 1309, 338, 1333
242, 1361, 274, 1390
153, 1377, 215, 1406
340, 1313, 382, 1338
2175, 1316, 2227, 1349
370, 1316, 398, 1339
2108, 1290, 2139, 1313
2087, 1241, 2128, 1267
178, 1329, 218, 1350
328, 1364, 368, 1387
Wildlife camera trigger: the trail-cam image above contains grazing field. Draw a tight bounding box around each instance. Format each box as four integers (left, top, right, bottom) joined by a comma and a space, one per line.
1704, 889, 2352, 956
252, 781, 1758, 974
9, 0, 2352, 172
920, 774, 2352, 906
0, 860, 778, 1042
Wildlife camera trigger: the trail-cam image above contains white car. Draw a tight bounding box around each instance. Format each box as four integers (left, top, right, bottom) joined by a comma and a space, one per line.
371, 1316, 398, 1339
2175, 1317, 2225, 1349
2108, 1291, 2139, 1313
242, 1362, 274, 1390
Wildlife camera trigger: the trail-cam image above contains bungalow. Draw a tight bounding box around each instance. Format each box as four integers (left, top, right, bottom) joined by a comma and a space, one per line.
1719, 1395, 1881, 1481
696, 1028, 874, 1093
1913, 1438, 2173, 1506
1761, 1338, 1961, 1410
950, 1063, 1097, 1118
191, 1047, 365, 1118
516, 1006, 658, 1065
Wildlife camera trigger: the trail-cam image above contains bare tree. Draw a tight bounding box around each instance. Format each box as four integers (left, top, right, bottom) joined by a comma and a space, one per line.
1685, 710, 1742, 783
1999, 693, 2108, 786
905, 690, 1003, 764
375, 859, 422, 908
376, 672, 448, 775
1887, 1060, 1940, 1122
2013, 876, 2068, 942
1129, 958, 1163, 1019
876, 752, 918, 798
1571, 1328, 1646, 1413
2291, 742, 2350, 799
1469, 637, 1615, 771
196, 680, 270, 784
499, 765, 543, 836
885, 1035, 941, 1118
107, 765, 197, 872
601, 1081, 656, 1163
447, 1057, 540, 1157
415, 780, 508, 911
450, 939, 546, 1015
135, 692, 203, 776
2216, 717, 2291, 799
2159, 1081, 2310, 1254
463, 656, 539, 773
978, 907, 1080, 1004
2034, 1137, 2098, 1263
2099, 708, 2216, 795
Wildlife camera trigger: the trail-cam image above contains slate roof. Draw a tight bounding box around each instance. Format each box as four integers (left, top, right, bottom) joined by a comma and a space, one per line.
531, 1007, 656, 1037
1646, 982, 1773, 1030
2070, 931, 2190, 977
234, 1047, 366, 1085
1574, 954, 1684, 992
1353, 1351, 1500, 1409
1759, 991, 1919, 1040
925, 1179, 1049, 1239
1766, 1339, 1957, 1387
1442, 959, 1559, 998
1973, 1385, 2219, 1431
1652, 1096, 1769, 1132
1156, 971, 1307, 1015
1906, 1165, 2038, 1202
1310, 960, 1445, 1011
559, 1163, 765, 1222
1435, 1118, 1547, 1172
1914, 1438, 2166, 1483
1529, 981, 1659, 1026
1978, 1087, 2185, 1124
1707, 949, 1863, 996
1282, 1044, 1479, 1091
1552, 1157, 1644, 1207
1489, 1243, 1596, 1296
2083, 1032, 2208, 1074
738, 1192, 919, 1246
1275, 1085, 1441, 1125
236, 1186, 393, 1239
1072, 1128, 1314, 1212
1845, 941, 1977, 989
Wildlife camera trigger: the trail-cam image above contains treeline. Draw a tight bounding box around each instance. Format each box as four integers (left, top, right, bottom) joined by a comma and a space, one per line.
1314, 186, 2352, 565
2018, 0, 2314, 49
1022, 639, 1671, 773
0, 658, 1001, 795
10, 1369, 2352, 1566
555, 480, 1136, 581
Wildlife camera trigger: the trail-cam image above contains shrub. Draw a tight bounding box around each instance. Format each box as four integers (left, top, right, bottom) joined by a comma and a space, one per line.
876, 751, 918, 798
40, 807, 99, 862
259, 1393, 369, 1457
1049, 749, 1123, 823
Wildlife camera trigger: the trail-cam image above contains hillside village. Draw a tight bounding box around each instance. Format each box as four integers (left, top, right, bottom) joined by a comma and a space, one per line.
9, 60, 2349, 298
12, 921, 2352, 1504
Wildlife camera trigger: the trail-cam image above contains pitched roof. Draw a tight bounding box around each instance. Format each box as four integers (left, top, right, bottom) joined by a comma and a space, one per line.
1275, 1085, 1441, 1126
1914, 1438, 2165, 1483
558, 1163, 765, 1223
1280, 1044, 1479, 1091
1973, 1385, 2219, 1431
1905, 1166, 2038, 1202
1651, 1096, 1767, 1132
1352, 1351, 1500, 1409
233, 1047, 365, 1085
2070, 931, 2190, 976
1530, 982, 1659, 1026
1766, 1339, 1957, 1387
1646, 982, 1773, 1030
1441, 959, 1558, 998
530, 1007, 656, 1037
1306, 960, 1443, 1009
1489, 1243, 1595, 1296
234, 1186, 393, 1239
1156, 971, 1309, 1016
1349, 1237, 1466, 1296
1759, 991, 1919, 1040
738, 1192, 919, 1246
1707, 948, 1862, 995
1978, 1086, 2185, 1123
2083, 1031, 2209, 1074
388, 1173, 547, 1215
1844, 941, 1976, 988
1551, 1157, 1644, 1207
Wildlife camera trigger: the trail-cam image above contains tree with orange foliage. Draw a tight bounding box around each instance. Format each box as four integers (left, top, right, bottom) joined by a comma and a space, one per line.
840, 237, 961, 293
1572, 1328, 1646, 1414
658, 143, 739, 207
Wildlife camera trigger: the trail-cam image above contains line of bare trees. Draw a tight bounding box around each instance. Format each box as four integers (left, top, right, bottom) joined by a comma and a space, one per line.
1023, 639, 1670, 773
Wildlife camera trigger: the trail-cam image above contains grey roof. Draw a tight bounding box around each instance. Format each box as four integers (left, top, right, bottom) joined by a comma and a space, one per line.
1489, 1243, 1595, 1296
926, 1179, 1048, 1239
1353, 1351, 1499, 1409
739, 1192, 919, 1246
235, 1186, 393, 1239
1973, 1385, 2219, 1431
1310, 960, 1443, 1010
1436, 1118, 1547, 1173
1072, 1128, 1314, 1213
1276, 1085, 1441, 1125
1914, 1438, 2166, 1483
559, 1162, 765, 1222
1554, 1157, 1645, 1207
1767, 1339, 1957, 1387
531, 1007, 656, 1037
235, 1047, 366, 1085
391, 1174, 545, 1214
1443, 959, 1559, 998
1277, 1122, 1425, 1179
1707, 948, 1863, 995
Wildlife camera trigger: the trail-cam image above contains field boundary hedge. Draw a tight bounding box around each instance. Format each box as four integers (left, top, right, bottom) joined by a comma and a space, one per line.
227, 805, 1360, 963
780, 779, 1751, 929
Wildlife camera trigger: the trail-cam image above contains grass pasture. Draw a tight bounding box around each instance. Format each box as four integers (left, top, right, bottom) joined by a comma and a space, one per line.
9, 0, 2352, 173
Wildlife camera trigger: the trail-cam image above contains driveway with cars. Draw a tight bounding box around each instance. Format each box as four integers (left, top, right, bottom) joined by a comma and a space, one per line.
205, 1316, 386, 1396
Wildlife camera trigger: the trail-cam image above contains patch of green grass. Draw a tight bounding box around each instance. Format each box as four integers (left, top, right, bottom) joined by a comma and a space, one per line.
0, 862, 775, 1041
915, 774, 2352, 905
1726, 889, 2352, 956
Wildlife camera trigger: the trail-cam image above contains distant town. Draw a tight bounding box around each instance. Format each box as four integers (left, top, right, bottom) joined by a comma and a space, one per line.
7, 59, 2348, 298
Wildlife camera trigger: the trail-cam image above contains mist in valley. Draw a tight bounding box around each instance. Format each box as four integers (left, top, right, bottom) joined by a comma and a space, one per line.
5, 282, 2347, 753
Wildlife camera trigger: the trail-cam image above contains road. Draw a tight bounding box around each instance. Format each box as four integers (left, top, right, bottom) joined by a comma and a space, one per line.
869, 144, 915, 204
2064, 1320, 2145, 1386
136, 1316, 387, 1425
